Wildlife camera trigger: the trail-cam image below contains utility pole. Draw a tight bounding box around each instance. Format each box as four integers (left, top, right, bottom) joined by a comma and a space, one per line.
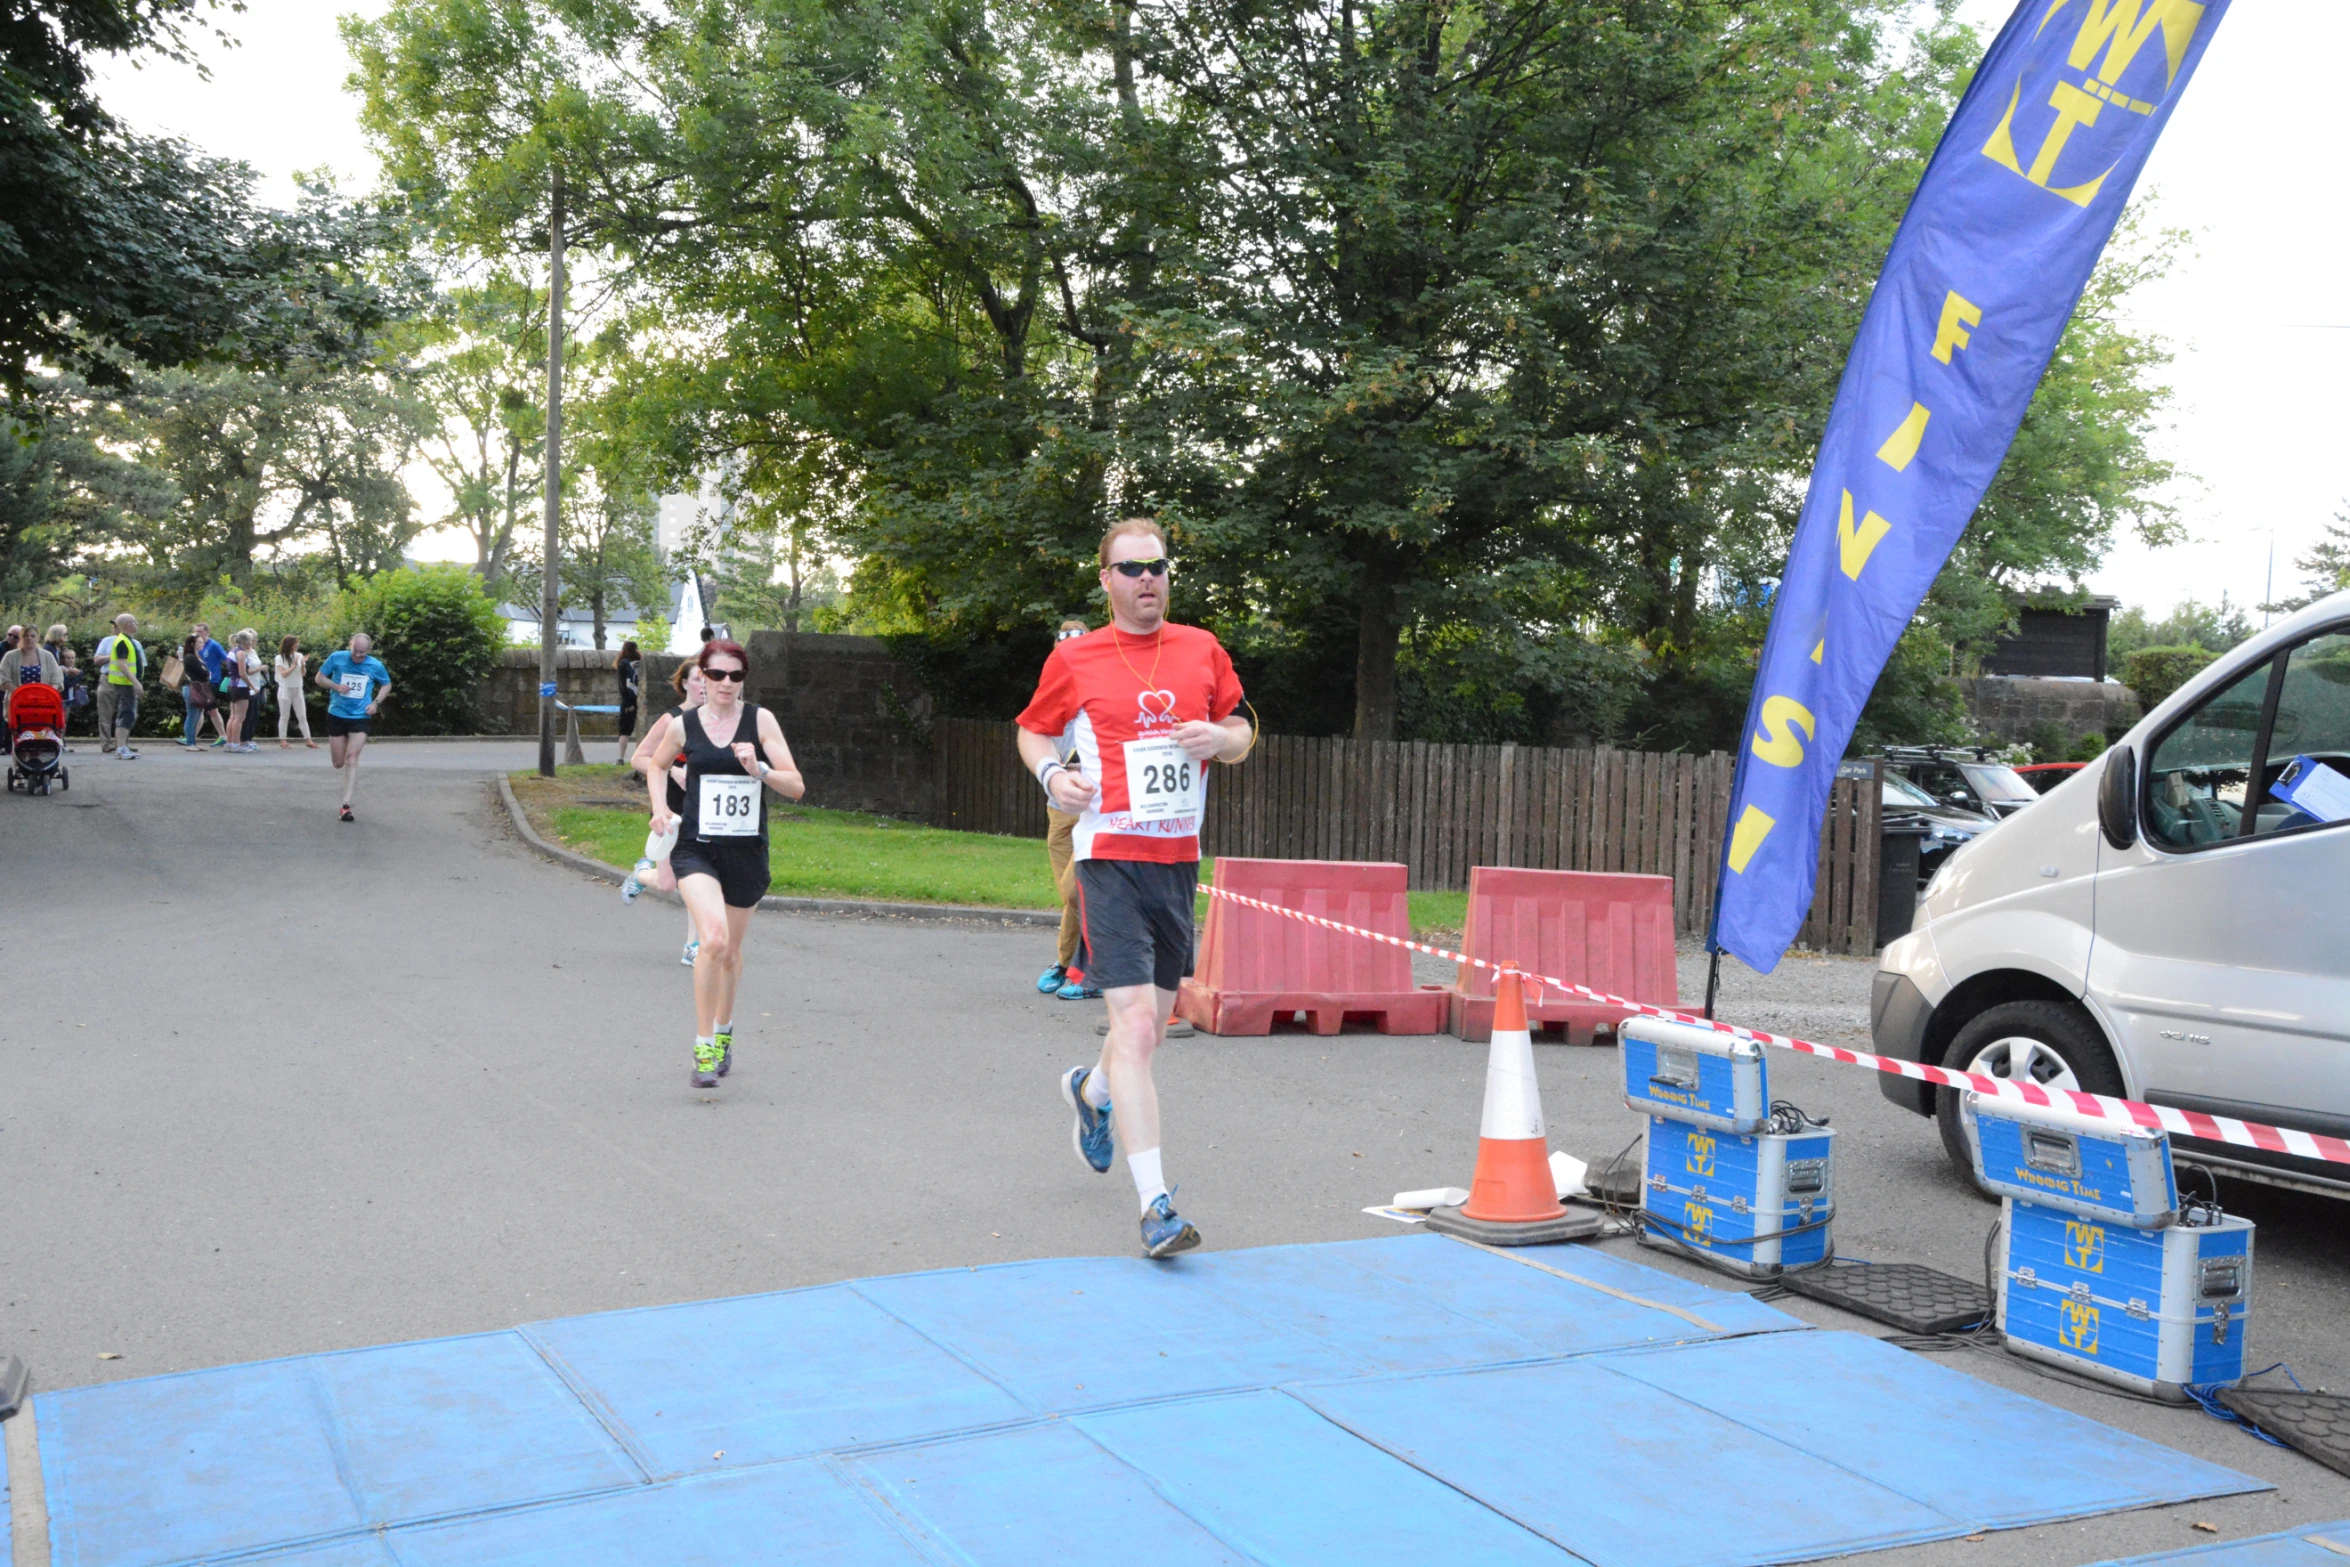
537, 170, 566, 778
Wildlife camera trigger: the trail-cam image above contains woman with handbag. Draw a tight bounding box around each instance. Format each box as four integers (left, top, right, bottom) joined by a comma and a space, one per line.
177, 632, 216, 748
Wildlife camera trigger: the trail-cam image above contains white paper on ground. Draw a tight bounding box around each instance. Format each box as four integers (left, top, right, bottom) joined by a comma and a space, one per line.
1392, 1186, 1472, 1211
1551, 1150, 1589, 1199
1362, 1205, 1431, 1225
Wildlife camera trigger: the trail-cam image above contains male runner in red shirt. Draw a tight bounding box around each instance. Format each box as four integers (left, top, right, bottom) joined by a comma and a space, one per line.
1016, 517, 1252, 1256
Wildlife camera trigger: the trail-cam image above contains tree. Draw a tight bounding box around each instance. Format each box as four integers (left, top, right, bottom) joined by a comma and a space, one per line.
2109, 596, 2253, 661
4, 2, 415, 389
120, 361, 425, 592
350, 0, 2186, 749
2267, 510, 2350, 615
407, 276, 545, 584
0, 372, 177, 599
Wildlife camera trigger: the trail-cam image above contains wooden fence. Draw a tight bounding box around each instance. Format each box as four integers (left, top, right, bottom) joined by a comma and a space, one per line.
929, 719, 1882, 953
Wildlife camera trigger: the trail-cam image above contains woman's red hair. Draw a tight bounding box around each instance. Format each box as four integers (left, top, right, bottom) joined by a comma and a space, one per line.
696, 638, 750, 674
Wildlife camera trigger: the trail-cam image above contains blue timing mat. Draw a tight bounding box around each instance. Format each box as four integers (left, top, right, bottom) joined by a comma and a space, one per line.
22, 1233, 2268, 1566
2094, 1521, 2350, 1564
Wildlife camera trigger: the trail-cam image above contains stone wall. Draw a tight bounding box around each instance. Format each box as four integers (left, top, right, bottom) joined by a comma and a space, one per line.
476, 648, 639, 734
638, 633, 934, 817
1963, 675, 2142, 747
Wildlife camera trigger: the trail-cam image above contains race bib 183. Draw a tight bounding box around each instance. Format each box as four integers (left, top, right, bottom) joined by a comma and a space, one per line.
698, 774, 762, 836
1121, 736, 1206, 824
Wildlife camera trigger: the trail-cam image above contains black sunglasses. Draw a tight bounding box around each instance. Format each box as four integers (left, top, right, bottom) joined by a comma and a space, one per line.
1109, 557, 1170, 579
703, 667, 747, 682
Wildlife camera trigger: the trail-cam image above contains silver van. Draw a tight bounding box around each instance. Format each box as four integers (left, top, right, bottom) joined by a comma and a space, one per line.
1870, 591, 2350, 1197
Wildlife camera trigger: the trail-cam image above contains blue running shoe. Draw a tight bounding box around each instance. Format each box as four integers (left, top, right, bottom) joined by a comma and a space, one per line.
1057, 976, 1102, 1001
623, 858, 655, 903
682, 939, 699, 968
1059, 1066, 1115, 1174
1036, 964, 1068, 994
1139, 1194, 1200, 1258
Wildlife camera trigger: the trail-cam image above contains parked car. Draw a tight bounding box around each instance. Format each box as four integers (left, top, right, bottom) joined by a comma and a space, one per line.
1870, 590, 2350, 1198
1880, 745, 2042, 819
1839, 761, 1999, 889
2014, 761, 2085, 795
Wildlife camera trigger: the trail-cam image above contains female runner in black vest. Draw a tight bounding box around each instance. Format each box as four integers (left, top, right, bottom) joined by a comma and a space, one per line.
643, 639, 805, 1087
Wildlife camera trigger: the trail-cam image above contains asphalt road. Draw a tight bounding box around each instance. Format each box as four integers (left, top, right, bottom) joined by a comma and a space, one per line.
5, 740, 2347, 1565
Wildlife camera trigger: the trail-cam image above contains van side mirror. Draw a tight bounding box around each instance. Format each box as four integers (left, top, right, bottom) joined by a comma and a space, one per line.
2099, 744, 2137, 850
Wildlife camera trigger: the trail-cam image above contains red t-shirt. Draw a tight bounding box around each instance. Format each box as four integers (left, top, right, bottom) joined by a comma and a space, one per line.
1016, 622, 1245, 863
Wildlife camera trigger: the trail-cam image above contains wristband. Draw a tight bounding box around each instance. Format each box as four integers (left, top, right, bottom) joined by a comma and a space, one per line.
1035, 758, 1064, 788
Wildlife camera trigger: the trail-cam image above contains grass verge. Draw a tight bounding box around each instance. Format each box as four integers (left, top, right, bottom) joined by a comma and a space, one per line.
509, 767, 1468, 936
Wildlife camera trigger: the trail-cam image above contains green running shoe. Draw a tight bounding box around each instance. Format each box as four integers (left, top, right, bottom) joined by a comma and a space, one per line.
714, 1024, 733, 1077
692, 1038, 722, 1088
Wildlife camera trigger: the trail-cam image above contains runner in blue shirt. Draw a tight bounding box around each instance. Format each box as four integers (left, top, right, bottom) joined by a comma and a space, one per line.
314, 633, 392, 823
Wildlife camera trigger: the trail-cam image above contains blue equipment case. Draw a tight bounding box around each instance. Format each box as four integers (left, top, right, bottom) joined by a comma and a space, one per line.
1620, 1016, 1768, 1134
1965, 1094, 2176, 1226
1996, 1197, 2253, 1400
1638, 1115, 1834, 1280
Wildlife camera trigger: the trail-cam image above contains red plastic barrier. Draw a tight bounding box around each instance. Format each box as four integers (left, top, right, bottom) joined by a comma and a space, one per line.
1176, 859, 1450, 1036
1446, 868, 1679, 1043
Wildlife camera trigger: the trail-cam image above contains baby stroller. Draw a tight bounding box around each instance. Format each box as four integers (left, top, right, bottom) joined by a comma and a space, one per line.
6, 681, 68, 795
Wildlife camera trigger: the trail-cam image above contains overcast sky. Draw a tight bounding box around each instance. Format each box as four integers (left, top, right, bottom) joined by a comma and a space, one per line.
89, 0, 2347, 619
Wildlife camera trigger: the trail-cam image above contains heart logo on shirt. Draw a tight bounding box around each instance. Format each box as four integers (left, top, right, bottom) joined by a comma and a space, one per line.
1136, 688, 1178, 727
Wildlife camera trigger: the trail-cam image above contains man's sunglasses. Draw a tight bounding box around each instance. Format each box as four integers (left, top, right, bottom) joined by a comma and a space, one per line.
1109, 558, 1171, 579
703, 667, 747, 682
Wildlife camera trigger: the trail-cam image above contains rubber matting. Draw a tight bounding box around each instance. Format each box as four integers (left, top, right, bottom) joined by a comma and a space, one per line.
2093, 1519, 2350, 1563
1781, 1259, 1991, 1335
2217, 1388, 2350, 1481
25, 1233, 2266, 1567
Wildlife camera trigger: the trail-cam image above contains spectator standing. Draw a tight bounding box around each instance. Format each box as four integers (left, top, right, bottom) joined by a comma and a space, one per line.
177, 631, 218, 747
192, 622, 234, 749
59, 650, 89, 746
220, 629, 263, 752
0, 627, 60, 695
94, 614, 145, 758
275, 635, 315, 748
42, 623, 70, 669
615, 639, 641, 767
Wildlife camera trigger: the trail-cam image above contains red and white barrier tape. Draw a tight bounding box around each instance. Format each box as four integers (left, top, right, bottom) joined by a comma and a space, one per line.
1200, 883, 2350, 1170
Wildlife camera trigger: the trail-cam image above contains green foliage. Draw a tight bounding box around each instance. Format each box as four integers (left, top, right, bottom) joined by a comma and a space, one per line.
3, 0, 421, 392
2267, 510, 2350, 616
333, 564, 505, 732
2120, 644, 2218, 711
350, 0, 2183, 754
1850, 626, 1971, 752
2109, 596, 2252, 662
632, 611, 670, 656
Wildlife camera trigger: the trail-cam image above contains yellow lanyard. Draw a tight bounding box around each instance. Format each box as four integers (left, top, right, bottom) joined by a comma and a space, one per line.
1111, 625, 1165, 703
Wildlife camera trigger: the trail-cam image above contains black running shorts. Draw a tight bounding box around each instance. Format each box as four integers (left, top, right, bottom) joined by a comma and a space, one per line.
1075, 858, 1198, 993
670, 841, 772, 909
328, 715, 370, 737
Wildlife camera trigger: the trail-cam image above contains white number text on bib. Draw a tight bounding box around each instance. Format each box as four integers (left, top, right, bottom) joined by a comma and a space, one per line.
698, 774, 762, 836
1121, 737, 1206, 824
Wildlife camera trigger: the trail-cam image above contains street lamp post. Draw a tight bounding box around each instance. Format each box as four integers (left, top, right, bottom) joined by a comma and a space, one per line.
537, 171, 566, 778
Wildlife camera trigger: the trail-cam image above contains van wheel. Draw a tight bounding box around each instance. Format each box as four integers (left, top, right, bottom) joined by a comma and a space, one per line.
1935, 1001, 2124, 1196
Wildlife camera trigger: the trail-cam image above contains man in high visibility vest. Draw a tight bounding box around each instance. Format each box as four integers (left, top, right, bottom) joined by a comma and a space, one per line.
94, 613, 146, 760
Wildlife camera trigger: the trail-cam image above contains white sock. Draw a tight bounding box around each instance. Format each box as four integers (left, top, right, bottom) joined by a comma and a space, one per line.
1129, 1147, 1167, 1213
716, 1019, 732, 1038
695, 1034, 714, 1057
1082, 1066, 1112, 1109
685, 915, 697, 942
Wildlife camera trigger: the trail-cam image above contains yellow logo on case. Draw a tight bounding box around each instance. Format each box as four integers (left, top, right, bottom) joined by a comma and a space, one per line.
2059, 1298, 2100, 1355
2065, 1220, 2105, 1273
1687, 1131, 1717, 1178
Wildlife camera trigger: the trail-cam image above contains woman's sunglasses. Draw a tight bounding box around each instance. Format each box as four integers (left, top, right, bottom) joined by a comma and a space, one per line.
1109, 557, 1170, 579
703, 667, 747, 682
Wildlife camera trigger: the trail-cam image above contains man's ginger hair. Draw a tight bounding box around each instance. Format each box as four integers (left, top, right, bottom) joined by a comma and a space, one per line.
1097, 516, 1168, 568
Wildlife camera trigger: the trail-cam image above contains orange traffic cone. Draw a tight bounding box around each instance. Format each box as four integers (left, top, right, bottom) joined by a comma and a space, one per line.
1425, 963, 1601, 1246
